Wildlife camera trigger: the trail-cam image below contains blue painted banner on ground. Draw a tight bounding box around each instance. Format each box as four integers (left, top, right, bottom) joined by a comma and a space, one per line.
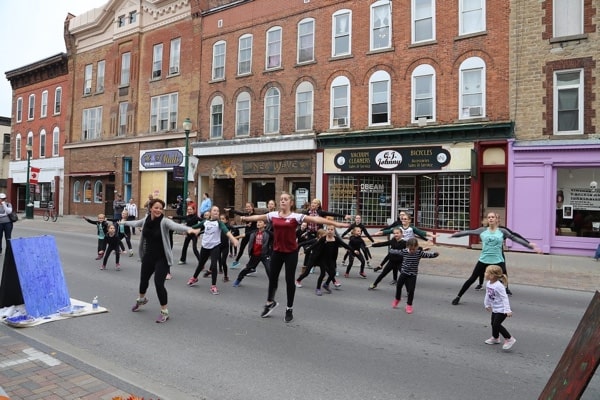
10, 236, 70, 318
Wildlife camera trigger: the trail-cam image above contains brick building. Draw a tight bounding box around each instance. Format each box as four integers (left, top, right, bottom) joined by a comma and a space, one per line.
5, 54, 69, 216
507, 0, 600, 256
64, 0, 200, 217
194, 0, 512, 241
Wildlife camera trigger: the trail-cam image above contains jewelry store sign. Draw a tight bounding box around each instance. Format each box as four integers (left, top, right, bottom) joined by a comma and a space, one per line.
333, 146, 451, 172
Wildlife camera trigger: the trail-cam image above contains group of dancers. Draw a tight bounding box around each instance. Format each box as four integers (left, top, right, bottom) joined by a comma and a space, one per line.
84, 193, 542, 349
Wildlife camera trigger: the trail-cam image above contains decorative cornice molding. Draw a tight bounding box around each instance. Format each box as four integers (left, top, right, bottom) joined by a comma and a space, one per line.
142, 0, 189, 20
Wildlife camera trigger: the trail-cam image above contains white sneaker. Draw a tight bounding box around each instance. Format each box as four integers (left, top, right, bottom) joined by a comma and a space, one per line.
502, 337, 516, 350
295, 280, 303, 288
484, 337, 501, 345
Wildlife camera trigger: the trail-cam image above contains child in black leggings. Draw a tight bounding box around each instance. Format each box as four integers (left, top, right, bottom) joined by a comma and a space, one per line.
369, 228, 405, 289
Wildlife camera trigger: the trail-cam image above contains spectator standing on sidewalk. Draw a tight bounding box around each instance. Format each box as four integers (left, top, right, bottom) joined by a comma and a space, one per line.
0, 193, 14, 255
450, 212, 541, 305
113, 193, 126, 220
125, 198, 138, 235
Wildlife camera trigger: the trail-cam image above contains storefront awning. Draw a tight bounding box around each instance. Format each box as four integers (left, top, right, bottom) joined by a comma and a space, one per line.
64, 171, 114, 177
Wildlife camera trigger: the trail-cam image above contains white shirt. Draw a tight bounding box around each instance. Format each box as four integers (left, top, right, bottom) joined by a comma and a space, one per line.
125, 202, 138, 218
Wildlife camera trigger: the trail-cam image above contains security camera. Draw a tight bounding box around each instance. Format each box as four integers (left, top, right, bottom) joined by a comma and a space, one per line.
590, 181, 598, 191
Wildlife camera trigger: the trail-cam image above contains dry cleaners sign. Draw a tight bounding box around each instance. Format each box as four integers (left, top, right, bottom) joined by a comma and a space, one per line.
333, 146, 451, 172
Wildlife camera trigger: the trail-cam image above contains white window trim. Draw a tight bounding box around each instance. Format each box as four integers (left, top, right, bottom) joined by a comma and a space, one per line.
297, 18, 315, 64
370, 0, 392, 51
16, 97, 23, 122
152, 44, 163, 79
295, 82, 314, 132
266, 26, 282, 70
28, 94, 35, 120
210, 96, 224, 139
459, 0, 485, 36
73, 181, 81, 202
235, 92, 251, 137
82, 107, 103, 140
39, 129, 46, 158
411, 64, 436, 122
412, 0, 435, 44
264, 87, 281, 134
52, 127, 60, 157
41, 90, 48, 118
97, 60, 105, 92
121, 52, 131, 86
15, 134, 22, 161
330, 76, 351, 129
169, 38, 181, 75
237, 34, 253, 75
150, 93, 178, 133
332, 10, 352, 57
369, 70, 391, 126
553, 68, 584, 135
212, 41, 226, 80
458, 57, 486, 120
54, 88, 62, 115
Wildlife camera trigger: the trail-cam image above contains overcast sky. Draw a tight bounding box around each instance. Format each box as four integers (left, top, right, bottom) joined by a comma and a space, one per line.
0, 0, 108, 118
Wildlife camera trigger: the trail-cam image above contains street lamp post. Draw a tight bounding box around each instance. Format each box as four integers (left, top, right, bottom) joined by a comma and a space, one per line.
182, 118, 192, 201
25, 144, 33, 219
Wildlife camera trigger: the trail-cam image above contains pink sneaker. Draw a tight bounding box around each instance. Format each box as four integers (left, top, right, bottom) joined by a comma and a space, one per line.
210, 285, 219, 295
405, 305, 413, 314
187, 277, 198, 286
392, 298, 400, 308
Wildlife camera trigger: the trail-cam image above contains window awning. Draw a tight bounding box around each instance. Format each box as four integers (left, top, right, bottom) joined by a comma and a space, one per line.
65, 171, 114, 177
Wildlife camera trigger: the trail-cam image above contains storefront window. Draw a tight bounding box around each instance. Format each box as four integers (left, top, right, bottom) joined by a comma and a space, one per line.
328, 175, 391, 225
249, 180, 275, 208
556, 167, 600, 237
84, 181, 92, 203
420, 174, 470, 230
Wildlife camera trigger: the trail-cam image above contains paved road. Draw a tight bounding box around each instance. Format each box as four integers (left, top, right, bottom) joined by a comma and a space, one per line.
0, 215, 598, 399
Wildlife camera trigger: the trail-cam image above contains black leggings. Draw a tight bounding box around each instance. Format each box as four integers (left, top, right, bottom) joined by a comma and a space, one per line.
372, 258, 401, 286
346, 252, 365, 274
103, 243, 121, 265
193, 246, 221, 285
318, 260, 337, 289
235, 233, 252, 262
490, 312, 511, 339
219, 244, 229, 276
236, 254, 270, 282
268, 251, 298, 308
457, 261, 507, 297
395, 273, 417, 305
139, 255, 169, 306
180, 234, 200, 263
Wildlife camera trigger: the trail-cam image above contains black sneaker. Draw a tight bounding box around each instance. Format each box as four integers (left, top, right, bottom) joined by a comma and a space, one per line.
474, 284, 483, 291
261, 301, 278, 318
451, 296, 460, 305
506, 288, 513, 296
284, 308, 293, 323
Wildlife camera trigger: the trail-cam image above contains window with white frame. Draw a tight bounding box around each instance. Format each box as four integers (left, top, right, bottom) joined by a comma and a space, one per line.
121, 52, 131, 86
150, 93, 178, 132
210, 96, 224, 139
129, 11, 137, 23
297, 18, 315, 64
459, 57, 485, 119
169, 38, 181, 75
39, 129, 46, 158
54, 88, 62, 114
296, 82, 313, 131
412, 64, 435, 121
238, 34, 253, 75
212, 41, 226, 80
332, 10, 351, 57
412, 0, 435, 43
94, 181, 103, 203
16, 97, 23, 122
73, 181, 81, 202
97, 60, 105, 92
41, 91, 48, 118
331, 76, 350, 128
371, 1, 392, 51
265, 87, 280, 134
15, 134, 21, 161
459, 0, 485, 35
27, 131, 33, 148
236, 92, 251, 137
28, 94, 35, 120
52, 127, 59, 157
83, 180, 92, 203
152, 44, 163, 79
553, 0, 583, 38
84, 64, 93, 94
266, 27, 282, 69
82, 107, 102, 140
369, 71, 390, 125
119, 102, 128, 136
554, 69, 583, 135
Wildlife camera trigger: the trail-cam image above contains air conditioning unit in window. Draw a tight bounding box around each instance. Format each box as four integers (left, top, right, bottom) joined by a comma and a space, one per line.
84, 87, 91, 95
152, 70, 161, 78
468, 106, 482, 117
169, 66, 179, 74
333, 117, 347, 127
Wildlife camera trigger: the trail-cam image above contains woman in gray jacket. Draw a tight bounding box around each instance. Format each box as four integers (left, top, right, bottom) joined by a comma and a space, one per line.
124, 198, 198, 323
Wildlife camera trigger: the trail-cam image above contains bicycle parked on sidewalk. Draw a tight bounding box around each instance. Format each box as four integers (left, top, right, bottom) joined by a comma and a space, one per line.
43, 202, 58, 222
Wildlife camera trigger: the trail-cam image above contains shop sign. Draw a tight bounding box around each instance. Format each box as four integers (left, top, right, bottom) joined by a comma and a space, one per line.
333, 146, 451, 172
243, 159, 312, 174
141, 149, 184, 169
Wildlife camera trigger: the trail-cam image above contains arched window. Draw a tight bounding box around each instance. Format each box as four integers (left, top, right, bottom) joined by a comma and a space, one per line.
73, 181, 81, 202
459, 57, 486, 119
331, 76, 351, 128
369, 70, 391, 125
83, 180, 92, 203
40, 129, 46, 158
264, 87, 280, 134
94, 181, 103, 203
412, 64, 436, 122
296, 82, 313, 131
52, 127, 60, 156
15, 134, 22, 161
210, 96, 224, 139
235, 92, 251, 137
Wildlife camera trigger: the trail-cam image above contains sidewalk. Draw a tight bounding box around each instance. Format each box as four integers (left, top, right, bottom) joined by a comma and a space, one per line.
1, 214, 598, 399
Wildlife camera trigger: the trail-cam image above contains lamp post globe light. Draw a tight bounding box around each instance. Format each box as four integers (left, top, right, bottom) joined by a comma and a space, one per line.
182, 118, 192, 202
25, 143, 33, 219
